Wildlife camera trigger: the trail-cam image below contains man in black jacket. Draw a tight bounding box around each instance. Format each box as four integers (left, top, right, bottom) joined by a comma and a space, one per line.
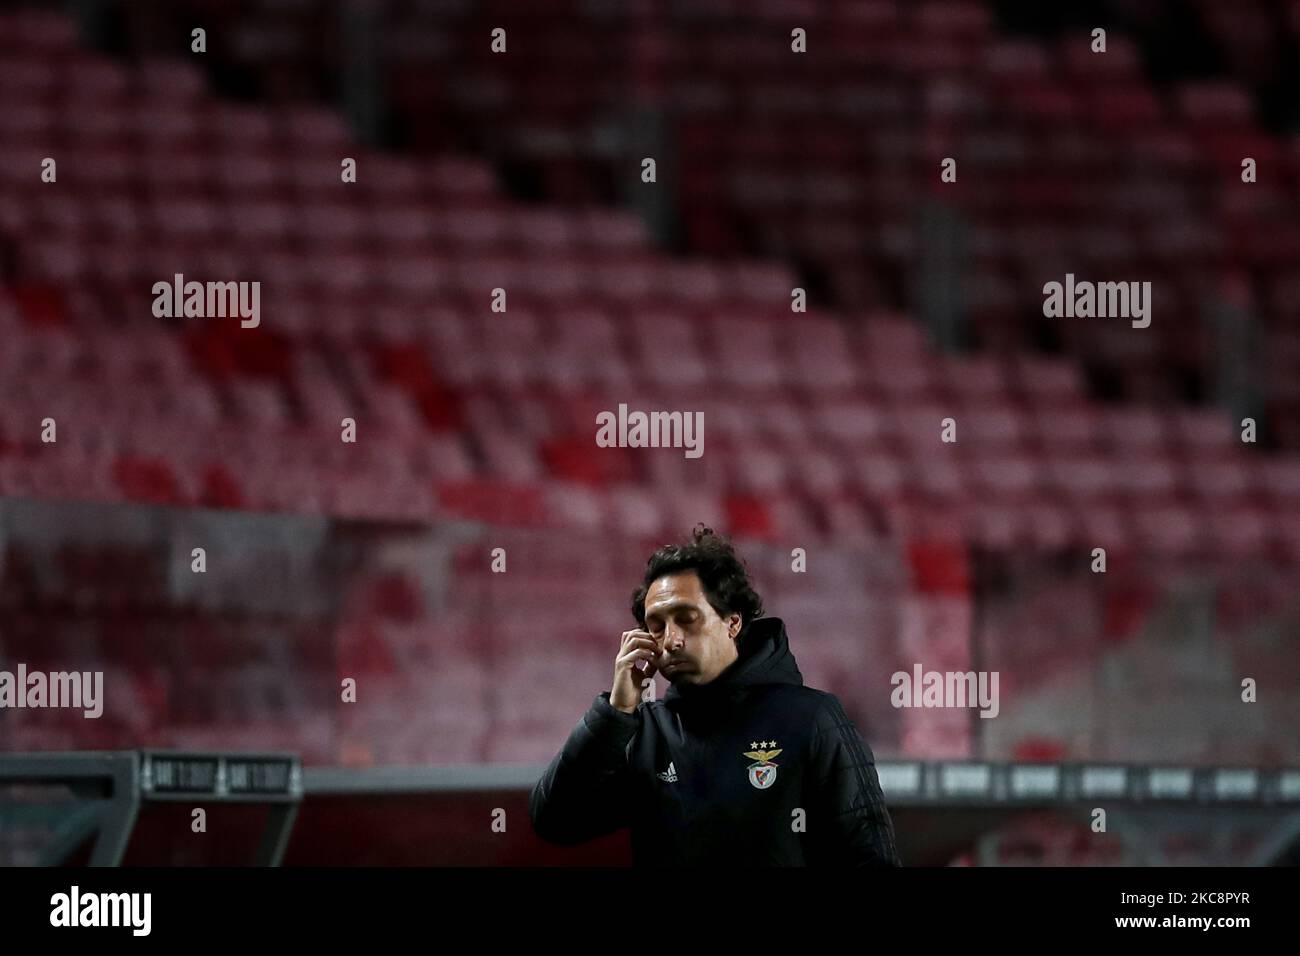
530, 526, 900, 866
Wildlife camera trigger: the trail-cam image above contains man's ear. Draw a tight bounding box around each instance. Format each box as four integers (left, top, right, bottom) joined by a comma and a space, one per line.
728, 614, 742, 639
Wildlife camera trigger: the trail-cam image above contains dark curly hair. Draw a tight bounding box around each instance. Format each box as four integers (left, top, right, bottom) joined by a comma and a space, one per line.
631, 525, 764, 628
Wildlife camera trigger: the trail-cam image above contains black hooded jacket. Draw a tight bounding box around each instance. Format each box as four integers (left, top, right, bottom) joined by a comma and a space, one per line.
529, 617, 900, 865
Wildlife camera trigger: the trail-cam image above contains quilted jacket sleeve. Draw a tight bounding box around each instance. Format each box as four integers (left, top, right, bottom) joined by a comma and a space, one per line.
530, 692, 641, 845
804, 693, 901, 866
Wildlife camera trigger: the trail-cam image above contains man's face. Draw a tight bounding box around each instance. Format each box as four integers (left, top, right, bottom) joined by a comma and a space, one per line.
642, 572, 741, 686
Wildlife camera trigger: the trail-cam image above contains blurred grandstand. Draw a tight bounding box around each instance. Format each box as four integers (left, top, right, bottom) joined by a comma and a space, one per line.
0, 0, 1298, 865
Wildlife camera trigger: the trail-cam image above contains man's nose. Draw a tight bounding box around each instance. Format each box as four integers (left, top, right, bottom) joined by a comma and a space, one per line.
663, 625, 685, 651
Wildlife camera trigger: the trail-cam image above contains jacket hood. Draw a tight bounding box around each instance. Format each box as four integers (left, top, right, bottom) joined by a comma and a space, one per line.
663, 616, 803, 714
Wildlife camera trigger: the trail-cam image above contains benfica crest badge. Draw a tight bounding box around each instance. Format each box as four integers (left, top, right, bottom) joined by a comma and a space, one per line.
743, 742, 781, 790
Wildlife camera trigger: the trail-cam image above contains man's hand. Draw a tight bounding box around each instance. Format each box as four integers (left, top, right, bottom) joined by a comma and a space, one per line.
611, 629, 661, 714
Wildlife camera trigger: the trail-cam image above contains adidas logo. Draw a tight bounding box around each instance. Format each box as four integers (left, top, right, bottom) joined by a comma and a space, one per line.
656, 761, 678, 783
